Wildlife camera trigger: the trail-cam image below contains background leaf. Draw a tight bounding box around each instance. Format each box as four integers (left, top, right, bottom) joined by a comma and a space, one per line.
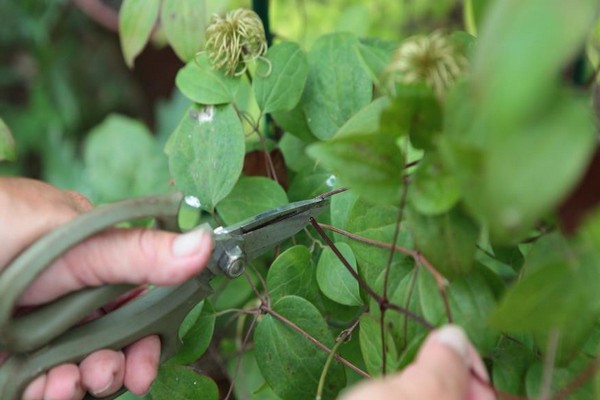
168, 300, 216, 365
254, 295, 346, 400
359, 313, 400, 376
316, 242, 362, 306
118, 0, 160, 68
267, 245, 320, 303
0, 117, 16, 162
302, 32, 373, 140
166, 104, 245, 211
307, 132, 404, 205
161, 0, 207, 62
176, 54, 241, 105
151, 366, 218, 400
253, 42, 309, 113
84, 114, 170, 203
216, 176, 288, 225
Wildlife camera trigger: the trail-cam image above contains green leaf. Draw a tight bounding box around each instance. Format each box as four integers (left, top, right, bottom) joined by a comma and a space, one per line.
330, 189, 359, 242
346, 199, 413, 288
176, 54, 241, 105
472, 0, 598, 126
481, 94, 595, 242
526, 358, 595, 400
302, 32, 373, 140
168, 300, 215, 365
216, 177, 288, 225
356, 38, 395, 87
384, 84, 442, 149
254, 296, 346, 400
316, 242, 362, 306
118, 0, 160, 68
0, 117, 16, 162
334, 97, 390, 138
307, 133, 404, 205
166, 104, 245, 211
267, 245, 320, 304
151, 366, 218, 400
161, 0, 206, 62
408, 152, 461, 216
359, 313, 400, 376
278, 132, 317, 173
226, 351, 279, 400
491, 338, 536, 396
272, 101, 317, 143
407, 205, 479, 278
418, 266, 500, 353
253, 42, 309, 113
287, 169, 337, 202
490, 255, 600, 334
84, 114, 170, 203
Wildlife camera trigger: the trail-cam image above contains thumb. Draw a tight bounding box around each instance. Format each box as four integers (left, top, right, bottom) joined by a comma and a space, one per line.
19, 226, 213, 306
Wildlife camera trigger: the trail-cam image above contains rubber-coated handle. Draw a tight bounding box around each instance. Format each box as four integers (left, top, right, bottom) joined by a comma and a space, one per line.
0, 192, 184, 353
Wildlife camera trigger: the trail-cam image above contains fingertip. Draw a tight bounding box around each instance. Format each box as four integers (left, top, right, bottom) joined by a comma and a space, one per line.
123, 336, 160, 396
80, 350, 125, 397
22, 374, 45, 400
44, 364, 83, 400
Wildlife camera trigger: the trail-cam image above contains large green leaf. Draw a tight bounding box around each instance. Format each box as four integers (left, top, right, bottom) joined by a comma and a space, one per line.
345, 199, 413, 289
118, 0, 160, 68
216, 176, 288, 225
267, 245, 320, 304
84, 114, 170, 203
151, 366, 218, 400
316, 242, 362, 306
418, 266, 500, 353
491, 338, 536, 396
408, 152, 461, 216
358, 313, 400, 376
226, 351, 279, 400
334, 97, 390, 138
472, 0, 598, 125
307, 133, 404, 205
0, 117, 16, 162
278, 132, 317, 172
407, 205, 479, 278
254, 296, 346, 400
490, 255, 600, 334
176, 54, 241, 105
168, 300, 215, 365
526, 358, 595, 400
166, 104, 245, 211
161, 0, 206, 62
302, 32, 373, 140
253, 42, 309, 113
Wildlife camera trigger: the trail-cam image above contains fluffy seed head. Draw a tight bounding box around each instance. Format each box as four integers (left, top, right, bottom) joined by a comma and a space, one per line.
204, 8, 267, 76
385, 31, 467, 99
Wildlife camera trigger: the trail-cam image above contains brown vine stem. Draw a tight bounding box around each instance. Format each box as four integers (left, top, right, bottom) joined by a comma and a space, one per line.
551, 355, 600, 400
225, 314, 260, 400
309, 218, 434, 331
260, 303, 370, 378
317, 223, 453, 323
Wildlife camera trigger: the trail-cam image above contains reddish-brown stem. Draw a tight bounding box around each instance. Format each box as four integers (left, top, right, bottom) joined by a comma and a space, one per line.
551, 356, 600, 400
225, 314, 259, 400
318, 223, 452, 323
261, 303, 370, 378
72, 0, 119, 31
309, 218, 435, 331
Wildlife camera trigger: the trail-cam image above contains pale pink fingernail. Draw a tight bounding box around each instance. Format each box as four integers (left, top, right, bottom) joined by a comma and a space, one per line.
434, 324, 470, 365
172, 226, 212, 258
90, 377, 114, 397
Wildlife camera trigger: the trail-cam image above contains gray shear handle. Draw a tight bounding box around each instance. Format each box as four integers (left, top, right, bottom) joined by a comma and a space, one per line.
0, 192, 184, 353
0, 272, 214, 400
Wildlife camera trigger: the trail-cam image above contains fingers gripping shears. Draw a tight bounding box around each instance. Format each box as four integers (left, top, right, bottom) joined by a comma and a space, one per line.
0, 191, 328, 399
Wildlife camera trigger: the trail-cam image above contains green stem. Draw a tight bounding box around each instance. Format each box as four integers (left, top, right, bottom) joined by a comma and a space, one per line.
316, 334, 348, 400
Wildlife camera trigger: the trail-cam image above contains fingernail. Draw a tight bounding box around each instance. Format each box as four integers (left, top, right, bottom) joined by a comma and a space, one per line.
434, 325, 470, 365
172, 225, 212, 258
90, 377, 114, 397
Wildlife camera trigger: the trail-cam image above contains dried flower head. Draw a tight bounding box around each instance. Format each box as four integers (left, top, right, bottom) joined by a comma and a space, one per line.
203, 8, 267, 76
385, 31, 467, 99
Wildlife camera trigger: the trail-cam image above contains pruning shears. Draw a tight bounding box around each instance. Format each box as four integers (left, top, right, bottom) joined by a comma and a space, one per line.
0, 191, 329, 400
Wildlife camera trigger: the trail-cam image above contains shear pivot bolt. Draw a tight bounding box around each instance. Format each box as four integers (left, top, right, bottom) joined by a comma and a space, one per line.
220, 245, 246, 278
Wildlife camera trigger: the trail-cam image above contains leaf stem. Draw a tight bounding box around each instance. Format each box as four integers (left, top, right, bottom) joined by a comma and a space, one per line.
316, 321, 359, 400
261, 302, 370, 378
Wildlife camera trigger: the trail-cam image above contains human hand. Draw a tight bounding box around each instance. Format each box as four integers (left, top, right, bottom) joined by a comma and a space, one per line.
341, 325, 495, 400
0, 178, 213, 400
